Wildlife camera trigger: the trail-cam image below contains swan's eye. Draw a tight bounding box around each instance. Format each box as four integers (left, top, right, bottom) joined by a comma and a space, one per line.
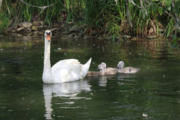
46, 32, 51, 35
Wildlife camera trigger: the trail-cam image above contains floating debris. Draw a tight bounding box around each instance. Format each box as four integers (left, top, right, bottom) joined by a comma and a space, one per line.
142, 113, 148, 117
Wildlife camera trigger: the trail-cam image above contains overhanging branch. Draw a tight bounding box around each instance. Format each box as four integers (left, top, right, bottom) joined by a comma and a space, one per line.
126, 0, 133, 28
0, 0, 2, 12
165, 0, 180, 30
20, 0, 54, 9
20, 0, 54, 18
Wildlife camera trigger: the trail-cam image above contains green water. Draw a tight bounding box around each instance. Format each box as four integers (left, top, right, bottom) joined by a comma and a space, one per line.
0, 34, 180, 120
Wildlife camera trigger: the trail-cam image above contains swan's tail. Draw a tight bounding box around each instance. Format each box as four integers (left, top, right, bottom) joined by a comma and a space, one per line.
81, 58, 92, 78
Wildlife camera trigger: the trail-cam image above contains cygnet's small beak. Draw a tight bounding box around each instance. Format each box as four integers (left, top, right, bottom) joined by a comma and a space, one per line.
96, 68, 100, 71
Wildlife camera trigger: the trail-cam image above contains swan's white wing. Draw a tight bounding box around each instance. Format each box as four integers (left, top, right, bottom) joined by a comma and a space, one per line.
51, 59, 83, 83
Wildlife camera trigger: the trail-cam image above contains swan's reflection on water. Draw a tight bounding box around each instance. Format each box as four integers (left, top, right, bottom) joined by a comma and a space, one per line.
117, 73, 138, 80
98, 76, 108, 87
43, 80, 91, 119
86, 73, 138, 87
98, 74, 138, 86
85, 75, 110, 87
43, 74, 138, 119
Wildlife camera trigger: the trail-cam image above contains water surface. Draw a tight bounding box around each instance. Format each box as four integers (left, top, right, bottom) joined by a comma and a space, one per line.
0, 34, 180, 120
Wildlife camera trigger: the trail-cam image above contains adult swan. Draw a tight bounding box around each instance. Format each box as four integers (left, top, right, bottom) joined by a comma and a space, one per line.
42, 30, 92, 83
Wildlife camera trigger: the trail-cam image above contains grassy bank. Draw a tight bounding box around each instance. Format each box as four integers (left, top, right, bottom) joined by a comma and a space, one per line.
0, 0, 180, 40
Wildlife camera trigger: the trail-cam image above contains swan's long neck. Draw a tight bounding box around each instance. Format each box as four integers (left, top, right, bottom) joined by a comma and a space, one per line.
43, 38, 54, 83
117, 68, 122, 73
100, 68, 105, 75
117, 63, 124, 73
44, 39, 51, 70
120, 63, 124, 69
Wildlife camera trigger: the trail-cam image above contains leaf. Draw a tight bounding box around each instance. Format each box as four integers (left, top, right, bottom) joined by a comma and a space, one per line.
158, 8, 163, 15
172, 34, 177, 40
163, 0, 172, 6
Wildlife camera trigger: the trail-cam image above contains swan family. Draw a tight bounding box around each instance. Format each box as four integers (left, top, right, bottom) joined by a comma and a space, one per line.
42, 30, 140, 83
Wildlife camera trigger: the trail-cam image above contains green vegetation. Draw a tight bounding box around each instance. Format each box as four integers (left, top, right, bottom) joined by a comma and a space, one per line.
0, 0, 180, 40
0, 13, 10, 34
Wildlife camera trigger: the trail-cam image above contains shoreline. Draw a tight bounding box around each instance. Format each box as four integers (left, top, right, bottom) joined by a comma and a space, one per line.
4, 21, 167, 42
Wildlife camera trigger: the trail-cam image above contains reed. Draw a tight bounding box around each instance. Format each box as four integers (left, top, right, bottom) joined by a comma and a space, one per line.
0, 13, 10, 34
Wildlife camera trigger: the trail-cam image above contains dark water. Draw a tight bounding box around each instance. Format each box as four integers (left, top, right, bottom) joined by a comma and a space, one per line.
0, 34, 180, 120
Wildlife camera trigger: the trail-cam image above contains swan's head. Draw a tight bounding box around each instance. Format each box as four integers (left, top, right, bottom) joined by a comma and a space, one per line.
45, 30, 52, 42
117, 61, 124, 69
97, 62, 106, 71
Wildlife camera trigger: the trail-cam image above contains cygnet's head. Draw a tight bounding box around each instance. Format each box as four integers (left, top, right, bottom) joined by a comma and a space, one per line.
97, 62, 106, 71
117, 61, 124, 69
44, 30, 52, 42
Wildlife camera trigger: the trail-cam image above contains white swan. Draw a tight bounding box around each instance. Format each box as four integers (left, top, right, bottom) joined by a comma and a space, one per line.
42, 30, 92, 83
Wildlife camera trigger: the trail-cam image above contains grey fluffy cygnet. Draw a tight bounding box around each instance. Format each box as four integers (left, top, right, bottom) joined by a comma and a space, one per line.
98, 62, 117, 75
117, 61, 140, 74
86, 62, 117, 76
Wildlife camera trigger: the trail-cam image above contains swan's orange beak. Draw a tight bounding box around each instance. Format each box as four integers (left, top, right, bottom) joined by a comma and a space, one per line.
47, 34, 51, 42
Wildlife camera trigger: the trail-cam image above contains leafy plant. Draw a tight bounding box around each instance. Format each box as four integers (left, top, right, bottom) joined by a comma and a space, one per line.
0, 0, 180, 38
